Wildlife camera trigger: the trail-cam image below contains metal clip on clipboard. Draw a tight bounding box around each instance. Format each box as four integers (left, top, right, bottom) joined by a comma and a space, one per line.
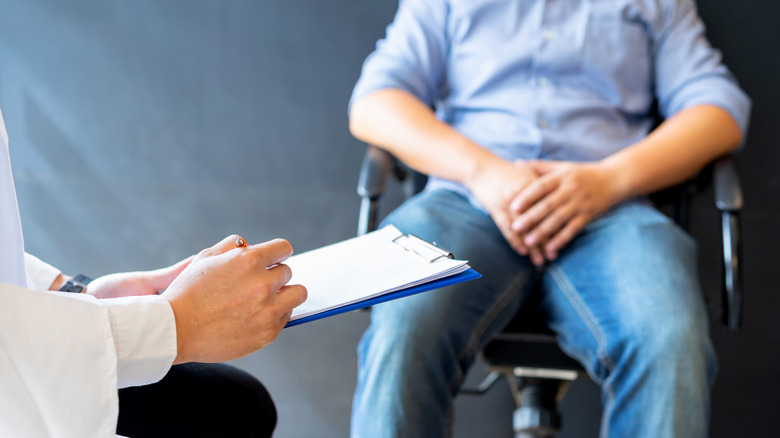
392, 233, 455, 263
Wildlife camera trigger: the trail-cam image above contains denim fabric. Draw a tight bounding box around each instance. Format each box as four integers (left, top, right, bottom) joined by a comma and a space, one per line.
351, 189, 716, 438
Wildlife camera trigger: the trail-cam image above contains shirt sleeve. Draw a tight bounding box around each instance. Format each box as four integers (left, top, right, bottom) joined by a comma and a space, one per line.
350, 0, 449, 109
654, 0, 751, 141
23, 252, 61, 291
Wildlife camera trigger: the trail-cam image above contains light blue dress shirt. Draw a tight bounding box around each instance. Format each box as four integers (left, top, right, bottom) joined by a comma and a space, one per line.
351, 0, 751, 198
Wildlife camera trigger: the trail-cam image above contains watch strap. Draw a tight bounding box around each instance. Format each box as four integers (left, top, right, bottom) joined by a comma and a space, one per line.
59, 274, 93, 293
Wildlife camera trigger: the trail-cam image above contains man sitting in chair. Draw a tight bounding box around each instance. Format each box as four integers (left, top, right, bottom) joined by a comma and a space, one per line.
347, 0, 750, 437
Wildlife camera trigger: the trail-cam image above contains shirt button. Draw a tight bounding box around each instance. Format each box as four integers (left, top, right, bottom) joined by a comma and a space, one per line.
538, 118, 549, 129
543, 30, 553, 41
538, 77, 548, 87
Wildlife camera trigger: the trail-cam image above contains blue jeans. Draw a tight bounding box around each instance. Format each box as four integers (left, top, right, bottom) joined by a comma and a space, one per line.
351, 189, 716, 438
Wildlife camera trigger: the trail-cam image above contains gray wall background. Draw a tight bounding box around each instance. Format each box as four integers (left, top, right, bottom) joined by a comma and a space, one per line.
0, 1, 776, 437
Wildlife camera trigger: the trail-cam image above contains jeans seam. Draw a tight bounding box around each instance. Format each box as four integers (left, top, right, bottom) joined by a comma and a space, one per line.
455, 268, 533, 384
443, 268, 532, 438
547, 263, 616, 438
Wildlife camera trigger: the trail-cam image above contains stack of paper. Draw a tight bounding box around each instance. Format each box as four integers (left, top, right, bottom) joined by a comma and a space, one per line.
284, 225, 480, 327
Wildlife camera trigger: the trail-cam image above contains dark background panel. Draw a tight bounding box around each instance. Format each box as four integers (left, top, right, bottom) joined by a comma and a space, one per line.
0, 1, 776, 437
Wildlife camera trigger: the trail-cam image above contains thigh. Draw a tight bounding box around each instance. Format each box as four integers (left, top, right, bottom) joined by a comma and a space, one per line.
539, 201, 711, 379
374, 190, 536, 368
117, 363, 276, 438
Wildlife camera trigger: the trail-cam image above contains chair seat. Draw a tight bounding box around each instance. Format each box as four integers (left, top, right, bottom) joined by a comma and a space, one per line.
483, 306, 583, 372
483, 335, 583, 371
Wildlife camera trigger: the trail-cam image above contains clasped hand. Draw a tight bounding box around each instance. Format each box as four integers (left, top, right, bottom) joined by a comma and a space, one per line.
471, 159, 621, 266
512, 160, 622, 264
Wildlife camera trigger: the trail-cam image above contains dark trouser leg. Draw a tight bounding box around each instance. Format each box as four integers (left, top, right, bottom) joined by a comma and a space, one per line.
117, 363, 276, 438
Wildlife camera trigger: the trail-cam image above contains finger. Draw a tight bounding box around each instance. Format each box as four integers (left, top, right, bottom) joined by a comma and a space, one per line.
508, 234, 529, 256
495, 213, 529, 256
545, 216, 589, 260
526, 160, 560, 175
246, 238, 294, 268
523, 200, 577, 247
512, 184, 569, 236
510, 173, 561, 214
528, 245, 547, 267
275, 284, 308, 312
279, 309, 294, 325
264, 263, 294, 291
515, 159, 545, 178
200, 234, 247, 258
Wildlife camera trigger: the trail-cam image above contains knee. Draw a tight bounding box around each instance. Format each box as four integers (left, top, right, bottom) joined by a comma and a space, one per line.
617, 310, 716, 380
645, 317, 710, 362
209, 364, 278, 438
362, 312, 448, 367
240, 378, 277, 438
359, 302, 459, 378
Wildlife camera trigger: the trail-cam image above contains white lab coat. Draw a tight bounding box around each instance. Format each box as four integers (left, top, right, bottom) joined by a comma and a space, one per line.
0, 107, 177, 437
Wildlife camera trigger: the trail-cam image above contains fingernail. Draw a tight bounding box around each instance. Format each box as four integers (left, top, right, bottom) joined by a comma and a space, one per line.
525, 234, 538, 246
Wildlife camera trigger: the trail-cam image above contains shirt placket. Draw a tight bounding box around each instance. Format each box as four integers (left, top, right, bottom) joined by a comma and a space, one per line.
532, 0, 588, 159
530, 0, 553, 158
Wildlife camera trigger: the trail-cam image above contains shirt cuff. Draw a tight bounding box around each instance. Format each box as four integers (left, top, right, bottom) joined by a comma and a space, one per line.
23, 252, 61, 291
349, 55, 435, 112
662, 76, 752, 145
104, 295, 177, 388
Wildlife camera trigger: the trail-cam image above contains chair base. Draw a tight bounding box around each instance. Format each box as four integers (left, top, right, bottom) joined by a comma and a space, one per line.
509, 377, 569, 438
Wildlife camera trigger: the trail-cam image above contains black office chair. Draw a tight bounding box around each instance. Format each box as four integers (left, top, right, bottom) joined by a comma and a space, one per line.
356, 145, 744, 438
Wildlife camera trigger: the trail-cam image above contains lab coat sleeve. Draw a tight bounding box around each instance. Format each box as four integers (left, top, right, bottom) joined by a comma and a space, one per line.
23, 252, 61, 291
0, 283, 176, 438
105, 294, 177, 388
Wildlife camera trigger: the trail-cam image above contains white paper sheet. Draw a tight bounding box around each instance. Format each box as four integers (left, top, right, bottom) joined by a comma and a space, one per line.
286, 225, 470, 321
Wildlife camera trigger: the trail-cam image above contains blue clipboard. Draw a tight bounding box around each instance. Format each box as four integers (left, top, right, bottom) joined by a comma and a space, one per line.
285, 268, 481, 328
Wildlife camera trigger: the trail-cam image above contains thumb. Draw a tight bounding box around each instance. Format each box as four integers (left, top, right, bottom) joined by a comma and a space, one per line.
200, 234, 248, 258
527, 159, 559, 175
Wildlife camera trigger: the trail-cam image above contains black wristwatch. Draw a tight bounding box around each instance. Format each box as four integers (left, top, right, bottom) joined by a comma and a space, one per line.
59, 274, 93, 293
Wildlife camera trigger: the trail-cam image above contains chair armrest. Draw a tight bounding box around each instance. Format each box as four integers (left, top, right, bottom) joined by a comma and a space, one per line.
714, 156, 743, 211
357, 146, 393, 200
713, 156, 743, 329
357, 146, 393, 235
